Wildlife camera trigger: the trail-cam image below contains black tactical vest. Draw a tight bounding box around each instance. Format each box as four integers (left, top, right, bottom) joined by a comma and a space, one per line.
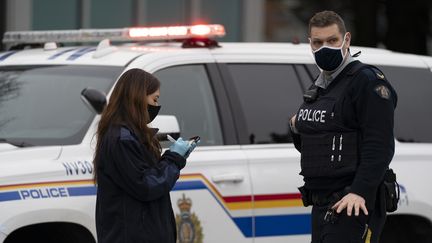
296, 61, 364, 178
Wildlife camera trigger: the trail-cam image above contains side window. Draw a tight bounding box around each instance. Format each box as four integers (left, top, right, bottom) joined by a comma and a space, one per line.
153, 65, 223, 146
227, 64, 303, 144
294, 64, 315, 92
378, 65, 432, 143
306, 64, 320, 80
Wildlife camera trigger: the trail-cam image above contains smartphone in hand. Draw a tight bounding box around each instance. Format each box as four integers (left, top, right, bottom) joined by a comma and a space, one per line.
188, 136, 200, 145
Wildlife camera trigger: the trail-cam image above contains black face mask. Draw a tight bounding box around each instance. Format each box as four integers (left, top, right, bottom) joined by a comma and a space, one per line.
147, 104, 161, 123
313, 46, 344, 71
312, 33, 347, 72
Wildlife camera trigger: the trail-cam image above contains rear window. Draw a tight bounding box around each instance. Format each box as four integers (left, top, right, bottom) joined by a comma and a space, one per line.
226, 64, 304, 144
154, 64, 224, 146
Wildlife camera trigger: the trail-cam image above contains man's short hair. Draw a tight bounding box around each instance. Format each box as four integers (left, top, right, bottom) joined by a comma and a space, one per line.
308, 10, 346, 36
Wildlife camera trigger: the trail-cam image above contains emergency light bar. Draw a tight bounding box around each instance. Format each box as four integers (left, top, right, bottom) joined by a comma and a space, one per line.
2, 24, 226, 44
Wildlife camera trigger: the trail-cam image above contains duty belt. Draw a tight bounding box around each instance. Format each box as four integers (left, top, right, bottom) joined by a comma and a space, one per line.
298, 186, 350, 207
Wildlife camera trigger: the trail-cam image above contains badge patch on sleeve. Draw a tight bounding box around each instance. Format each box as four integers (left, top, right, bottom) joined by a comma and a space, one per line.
374, 85, 391, 99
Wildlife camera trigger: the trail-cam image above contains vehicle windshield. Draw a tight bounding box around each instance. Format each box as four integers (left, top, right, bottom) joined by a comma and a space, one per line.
0, 65, 122, 146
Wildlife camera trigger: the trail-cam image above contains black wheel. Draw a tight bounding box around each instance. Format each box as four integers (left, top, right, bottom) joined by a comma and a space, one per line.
5, 223, 95, 243
381, 215, 432, 243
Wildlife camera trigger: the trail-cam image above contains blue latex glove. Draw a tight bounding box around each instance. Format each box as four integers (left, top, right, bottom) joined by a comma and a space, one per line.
169, 137, 192, 158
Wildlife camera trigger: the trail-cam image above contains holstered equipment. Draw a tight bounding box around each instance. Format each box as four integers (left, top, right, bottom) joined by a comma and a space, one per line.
298, 186, 350, 207
298, 186, 311, 207
383, 168, 399, 212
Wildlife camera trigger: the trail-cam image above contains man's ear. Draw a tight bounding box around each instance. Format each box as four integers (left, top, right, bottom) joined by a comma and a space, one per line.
345, 32, 351, 48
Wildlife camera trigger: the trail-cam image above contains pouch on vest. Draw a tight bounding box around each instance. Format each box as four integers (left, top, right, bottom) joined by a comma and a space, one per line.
383, 168, 400, 212
300, 132, 358, 177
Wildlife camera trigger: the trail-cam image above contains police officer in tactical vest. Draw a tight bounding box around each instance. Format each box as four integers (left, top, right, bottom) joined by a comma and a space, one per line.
289, 11, 397, 243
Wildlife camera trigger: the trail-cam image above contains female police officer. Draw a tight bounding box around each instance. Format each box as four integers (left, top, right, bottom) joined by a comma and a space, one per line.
93, 69, 196, 243
290, 11, 397, 243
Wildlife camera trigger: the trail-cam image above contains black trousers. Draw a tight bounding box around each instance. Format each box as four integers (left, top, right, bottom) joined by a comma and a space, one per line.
311, 204, 386, 243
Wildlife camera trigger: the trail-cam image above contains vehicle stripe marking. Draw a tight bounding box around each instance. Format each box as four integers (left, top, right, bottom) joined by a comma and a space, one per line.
232, 217, 253, 237
48, 48, 78, 60
255, 199, 303, 208
0, 51, 19, 61
224, 195, 252, 202
0, 179, 93, 191
0, 191, 20, 202
67, 186, 97, 196
179, 174, 254, 210
175, 174, 310, 237
174, 179, 303, 210
175, 178, 257, 236
178, 174, 303, 210
255, 194, 302, 200
253, 214, 311, 237
67, 47, 96, 60
0, 176, 303, 210
0, 175, 310, 237
172, 180, 206, 191
223, 193, 302, 203
233, 214, 311, 237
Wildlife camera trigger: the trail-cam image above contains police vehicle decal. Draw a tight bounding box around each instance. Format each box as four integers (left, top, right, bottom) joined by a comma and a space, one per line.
0, 174, 311, 237
398, 184, 409, 207
66, 47, 97, 61
173, 174, 311, 237
48, 48, 79, 60
175, 193, 204, 243
63, 161, 93, 176
0, 51, 19, 61
0, 179, 96, 202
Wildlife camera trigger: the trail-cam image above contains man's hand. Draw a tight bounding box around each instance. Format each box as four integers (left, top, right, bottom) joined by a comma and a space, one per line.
290, 115, 296, 126
332, 193, 368, 216
289, 115, 298, 133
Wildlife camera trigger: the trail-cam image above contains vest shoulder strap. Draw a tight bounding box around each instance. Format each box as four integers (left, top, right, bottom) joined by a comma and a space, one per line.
347, 62, 387, 82
346, 61, 369, 76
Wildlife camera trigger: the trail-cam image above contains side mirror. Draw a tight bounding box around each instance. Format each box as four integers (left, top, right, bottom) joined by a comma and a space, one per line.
150, 115, 181, 142
81, 88, 107, 114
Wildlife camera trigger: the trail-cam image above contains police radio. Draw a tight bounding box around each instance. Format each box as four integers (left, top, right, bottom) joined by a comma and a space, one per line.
303, 85, 319, 103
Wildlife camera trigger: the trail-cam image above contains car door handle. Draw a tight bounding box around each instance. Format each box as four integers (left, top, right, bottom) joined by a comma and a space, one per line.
211, 174, 244, 184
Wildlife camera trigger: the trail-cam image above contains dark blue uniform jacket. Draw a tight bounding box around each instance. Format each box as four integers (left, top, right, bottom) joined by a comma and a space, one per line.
293, 61, 398, 208
95, 125, 185, 243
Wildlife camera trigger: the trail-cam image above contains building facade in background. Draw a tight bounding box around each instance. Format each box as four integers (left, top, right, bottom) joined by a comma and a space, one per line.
1, 0, 431, 55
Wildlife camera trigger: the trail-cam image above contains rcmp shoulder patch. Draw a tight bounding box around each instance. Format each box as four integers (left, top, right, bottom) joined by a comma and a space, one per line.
374, 85, 391, 99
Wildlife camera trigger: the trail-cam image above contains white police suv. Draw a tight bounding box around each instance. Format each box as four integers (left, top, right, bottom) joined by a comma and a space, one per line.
0, 24, 431, 243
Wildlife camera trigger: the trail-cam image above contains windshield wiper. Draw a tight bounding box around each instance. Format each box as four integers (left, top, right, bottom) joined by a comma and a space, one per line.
0, 138, 33, 147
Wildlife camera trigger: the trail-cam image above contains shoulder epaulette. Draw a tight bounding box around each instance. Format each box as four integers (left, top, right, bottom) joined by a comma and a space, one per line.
361, 66, 387, 82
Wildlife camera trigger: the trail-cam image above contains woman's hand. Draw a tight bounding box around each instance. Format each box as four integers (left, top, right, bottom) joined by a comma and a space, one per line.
169, 137, 192, 158
332, 193, 368, 216
184, 140, 199, 158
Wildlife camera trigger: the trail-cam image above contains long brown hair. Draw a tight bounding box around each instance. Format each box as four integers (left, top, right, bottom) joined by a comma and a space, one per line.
93, 68, 161, 182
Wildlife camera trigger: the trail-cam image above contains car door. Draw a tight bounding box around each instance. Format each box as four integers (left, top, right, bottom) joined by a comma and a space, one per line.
218, 62, 314, 242
131, 51, 253, 243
